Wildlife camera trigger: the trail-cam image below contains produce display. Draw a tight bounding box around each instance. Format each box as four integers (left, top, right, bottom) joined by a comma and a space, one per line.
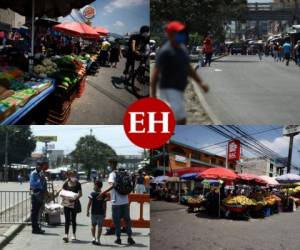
265, 195, 281, 206
223, 195, 257, 206
187, 196, 205, 205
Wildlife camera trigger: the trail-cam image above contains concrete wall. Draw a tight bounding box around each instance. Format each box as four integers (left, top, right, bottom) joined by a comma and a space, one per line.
0, 9, 25, 30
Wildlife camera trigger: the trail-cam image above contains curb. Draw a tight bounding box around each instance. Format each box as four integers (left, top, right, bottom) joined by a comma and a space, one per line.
192, 54, 225, 125
0, 215, 30, 249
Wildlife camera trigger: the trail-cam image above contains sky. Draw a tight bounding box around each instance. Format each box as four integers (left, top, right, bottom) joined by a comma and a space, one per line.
172, 126, 300, 167
60, 0, 150, 35
30, 125, 142, 156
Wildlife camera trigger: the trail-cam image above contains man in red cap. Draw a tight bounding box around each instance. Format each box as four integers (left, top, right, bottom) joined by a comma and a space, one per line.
150, 21, 209, 125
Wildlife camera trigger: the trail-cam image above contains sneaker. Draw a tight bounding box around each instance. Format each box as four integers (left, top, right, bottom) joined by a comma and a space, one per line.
115, 238, 122, 245
63, 236, 69, 243
96, 240, 101, 246
32, 228, 45, 234
71, 234, 76, 241
128, 237, 135, 245
92, 240, 97, 245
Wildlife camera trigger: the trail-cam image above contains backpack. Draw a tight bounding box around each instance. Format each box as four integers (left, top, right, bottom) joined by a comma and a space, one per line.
114, 171, 133, 195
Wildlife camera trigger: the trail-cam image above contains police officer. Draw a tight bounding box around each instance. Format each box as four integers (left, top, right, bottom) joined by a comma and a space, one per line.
30, 159, 48, 234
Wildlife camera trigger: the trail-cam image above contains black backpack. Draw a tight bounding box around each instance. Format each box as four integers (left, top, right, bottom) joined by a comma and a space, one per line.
114, 171, 133, 195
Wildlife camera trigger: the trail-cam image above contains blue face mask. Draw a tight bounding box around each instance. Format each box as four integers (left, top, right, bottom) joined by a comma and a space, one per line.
175, 33, 187, 44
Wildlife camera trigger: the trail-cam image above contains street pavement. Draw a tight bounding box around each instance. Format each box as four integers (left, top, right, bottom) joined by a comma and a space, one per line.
151, 201, 300, 250
2, 181, 150, 250
197, 55, 300, 124
67, 59, 138, 124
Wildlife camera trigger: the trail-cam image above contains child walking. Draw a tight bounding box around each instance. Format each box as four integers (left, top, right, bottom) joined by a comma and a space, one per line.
87, 181, 107, 245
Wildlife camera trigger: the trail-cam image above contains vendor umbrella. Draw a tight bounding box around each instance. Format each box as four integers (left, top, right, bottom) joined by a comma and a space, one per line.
174, 167, 208, 177
94, 27, 109, 36
0, 0, 95, 72
53, 22, 99, 39
199, 167, 238, 181
152, 176, 169, 184
259, 175, 280, 186
180, 173, 199, 180
275, 173, 300, 184
237, 173, 267, 185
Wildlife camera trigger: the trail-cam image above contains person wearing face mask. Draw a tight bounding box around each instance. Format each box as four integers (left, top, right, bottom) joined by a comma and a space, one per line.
61, 170, 82, 243
123, 25, 150, 79
30, 159, 49, 234
150, 21, 209, 125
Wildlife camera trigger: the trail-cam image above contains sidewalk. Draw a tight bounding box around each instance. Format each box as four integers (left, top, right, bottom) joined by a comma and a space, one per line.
2, 182, 150, 250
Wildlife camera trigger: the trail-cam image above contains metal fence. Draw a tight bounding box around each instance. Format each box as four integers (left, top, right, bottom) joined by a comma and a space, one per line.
0, 191, 31, 224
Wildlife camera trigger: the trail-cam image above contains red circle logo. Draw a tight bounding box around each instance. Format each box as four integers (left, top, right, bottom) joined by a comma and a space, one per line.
123, 98, 176, 149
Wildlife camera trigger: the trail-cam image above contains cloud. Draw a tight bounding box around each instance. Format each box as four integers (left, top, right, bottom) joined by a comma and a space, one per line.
104, 0, 148, 13
202, 144, 227, 157
114, 20, 125, 27
259, 136, 300, 155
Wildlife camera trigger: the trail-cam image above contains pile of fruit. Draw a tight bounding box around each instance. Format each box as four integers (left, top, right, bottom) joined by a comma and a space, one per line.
265, 195, 281, 206
282, 186, 300, 195
187, 196, 205, 205
223, 195, 257, 206
34, 59, 58, 77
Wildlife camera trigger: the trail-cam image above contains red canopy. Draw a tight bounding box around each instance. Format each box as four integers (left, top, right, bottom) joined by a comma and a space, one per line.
54, 22, 99, 39
94, 27, 109, 36
173, 167, 209, 177
237, 173, 267, 184
199, 167, 238, 181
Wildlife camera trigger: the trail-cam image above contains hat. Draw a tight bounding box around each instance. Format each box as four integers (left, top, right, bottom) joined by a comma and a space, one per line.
165, 21, 186, 34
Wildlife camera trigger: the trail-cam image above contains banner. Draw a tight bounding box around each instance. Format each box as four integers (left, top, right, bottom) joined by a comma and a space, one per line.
227, 139, 241, 163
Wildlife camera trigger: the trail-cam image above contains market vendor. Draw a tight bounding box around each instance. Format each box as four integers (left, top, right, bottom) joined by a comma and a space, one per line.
205, 187, 220, 217
29, 159, 49, 234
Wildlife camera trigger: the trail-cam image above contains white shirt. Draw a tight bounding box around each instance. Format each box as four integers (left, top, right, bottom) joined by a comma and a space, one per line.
108, 171, 129, 206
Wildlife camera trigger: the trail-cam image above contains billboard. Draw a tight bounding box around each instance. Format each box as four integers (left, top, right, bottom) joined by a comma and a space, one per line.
227, 139, 241, 163
35, 136, 57, 142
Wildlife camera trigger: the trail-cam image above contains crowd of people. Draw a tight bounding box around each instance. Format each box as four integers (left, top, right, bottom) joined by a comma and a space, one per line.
28, 158, 150, 246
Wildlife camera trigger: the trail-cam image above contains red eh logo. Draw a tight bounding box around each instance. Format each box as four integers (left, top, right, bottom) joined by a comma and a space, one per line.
124, 98, 176, 149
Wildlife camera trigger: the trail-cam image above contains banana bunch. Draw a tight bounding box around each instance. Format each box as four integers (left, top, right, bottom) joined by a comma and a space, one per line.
224, 195, 257, 206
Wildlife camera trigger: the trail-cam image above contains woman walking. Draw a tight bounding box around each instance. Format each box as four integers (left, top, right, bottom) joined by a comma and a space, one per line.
109, 39, 121, 68
60, 171, 82, 243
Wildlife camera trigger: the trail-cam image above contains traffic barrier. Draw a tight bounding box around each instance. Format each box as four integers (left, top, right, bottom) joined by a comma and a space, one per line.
103, 193, 150, 228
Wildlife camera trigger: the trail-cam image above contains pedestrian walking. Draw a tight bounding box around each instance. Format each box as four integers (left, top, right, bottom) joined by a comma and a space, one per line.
100, 159, 135, 245
109, 39, 121, 68
294, 41, 300, 66
29, 159, 48, 234
203, 36, 214, 67
135, 171, 146, 194
150, 21, 209, 125
144, 173, 151, 194
18, 173, 23, 184
258, 44, 264, 61
61, 170, 82, 243
283, 40, 291, 66
87, 180, 107, 245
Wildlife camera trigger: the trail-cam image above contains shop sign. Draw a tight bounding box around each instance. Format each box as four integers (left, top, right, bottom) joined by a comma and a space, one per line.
283, 125, 300, 136
82, 6, 96, 19
175, 155, 187, 163
35, 136, 57, 142
227, 139, 241, 163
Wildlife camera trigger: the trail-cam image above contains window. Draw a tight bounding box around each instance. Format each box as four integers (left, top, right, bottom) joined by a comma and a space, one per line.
270, 164, 273, 172
269, 173, 273, 177
191, 151, 201, 160
219, 161, 224, 166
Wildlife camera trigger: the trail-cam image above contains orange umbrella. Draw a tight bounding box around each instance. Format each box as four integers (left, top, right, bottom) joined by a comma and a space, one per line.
94, 27, 109, 36
199, 167, 238, 181
54, 22, 99, 39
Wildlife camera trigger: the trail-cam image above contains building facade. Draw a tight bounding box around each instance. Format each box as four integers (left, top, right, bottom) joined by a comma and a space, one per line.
236, 157, 285, 177
152, 140, 233, 174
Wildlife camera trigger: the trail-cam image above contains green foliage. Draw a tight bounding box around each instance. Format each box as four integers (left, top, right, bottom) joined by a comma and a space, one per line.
70, 135, 117, 178
151, 0, 247, 43
0, 126, 36, 166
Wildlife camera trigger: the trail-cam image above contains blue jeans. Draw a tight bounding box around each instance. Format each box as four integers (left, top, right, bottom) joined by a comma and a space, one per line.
297, 54, 300, 65
112, 204, 132, 238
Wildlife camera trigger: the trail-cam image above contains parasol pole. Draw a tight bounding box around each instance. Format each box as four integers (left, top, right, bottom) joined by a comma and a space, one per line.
29, 0, 35, 73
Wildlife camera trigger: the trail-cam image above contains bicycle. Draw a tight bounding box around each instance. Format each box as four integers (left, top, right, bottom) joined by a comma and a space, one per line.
128, 55, 149, 98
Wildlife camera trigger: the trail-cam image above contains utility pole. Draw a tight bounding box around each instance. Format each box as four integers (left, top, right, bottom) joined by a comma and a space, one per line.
287, 134, 295, 173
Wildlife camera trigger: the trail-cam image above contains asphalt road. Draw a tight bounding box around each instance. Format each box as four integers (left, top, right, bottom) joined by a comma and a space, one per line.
151, 201, 300, 250
198, 55, 300, 124
67, 59, 138, 124
2, 182, 150, 250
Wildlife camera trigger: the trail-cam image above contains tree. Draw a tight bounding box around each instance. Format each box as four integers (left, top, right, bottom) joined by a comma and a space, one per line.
0, 126, 36, 167
151, 0, 247, 43
70, 135, 117, 179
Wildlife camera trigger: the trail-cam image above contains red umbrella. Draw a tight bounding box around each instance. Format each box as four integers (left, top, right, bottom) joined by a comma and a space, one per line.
237, 173, 267, 184
94, 27, 109, 36
173, 167, 209, 177
54, 22, 99, 39
199, 167, 238, 181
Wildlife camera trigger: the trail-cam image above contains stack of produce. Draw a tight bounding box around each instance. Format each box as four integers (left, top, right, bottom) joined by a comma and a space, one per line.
34, 59, 58, 77
187, 195, 205, 205
223, 195, 257, 206
265, 195, 281, 206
